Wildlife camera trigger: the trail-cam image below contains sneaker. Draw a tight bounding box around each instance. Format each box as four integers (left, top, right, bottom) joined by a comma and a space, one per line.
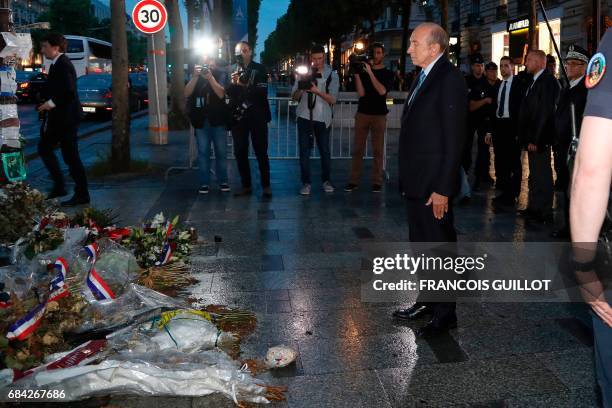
219, 183, 231, 192
323, 181, 335, 193
198, 185, 209, 194
372, 184, 382, 193
344, 183, 358, 192
300, 184, 311, 196
263, 187, 273, 198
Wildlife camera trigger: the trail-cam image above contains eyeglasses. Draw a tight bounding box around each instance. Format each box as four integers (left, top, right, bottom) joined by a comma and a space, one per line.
564, 61, 586, 67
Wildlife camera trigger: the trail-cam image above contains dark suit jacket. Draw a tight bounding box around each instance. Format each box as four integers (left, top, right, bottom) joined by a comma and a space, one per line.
398, 57, 468, 199
554, 78, 587, 147
492, 74, 528, 138
518, 70, 560, 149
44, 54, 81, 132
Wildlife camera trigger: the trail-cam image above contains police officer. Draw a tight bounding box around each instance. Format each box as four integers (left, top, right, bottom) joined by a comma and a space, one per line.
465, 54, 494, 191
551, 45, 589, 239
570, 28, 612, 408
228, 41, 272, 198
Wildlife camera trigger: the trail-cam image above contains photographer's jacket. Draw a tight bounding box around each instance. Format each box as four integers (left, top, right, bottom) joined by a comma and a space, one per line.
228, 61, 271, 123
291, 65, 339, 128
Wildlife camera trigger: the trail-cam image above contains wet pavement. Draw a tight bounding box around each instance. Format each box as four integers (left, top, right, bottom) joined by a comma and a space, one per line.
22, 116, 598, 408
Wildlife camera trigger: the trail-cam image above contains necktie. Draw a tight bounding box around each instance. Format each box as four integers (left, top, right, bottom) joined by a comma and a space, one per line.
408, 71, 426, 107
497, 80, 506, 118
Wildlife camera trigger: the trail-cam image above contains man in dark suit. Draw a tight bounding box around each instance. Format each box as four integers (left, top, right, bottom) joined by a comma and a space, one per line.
392, 23, 468, 337
37, 33, 89, 206
488, 56, 528, 205
518, 50, 560, 223
551, 45, 589, 239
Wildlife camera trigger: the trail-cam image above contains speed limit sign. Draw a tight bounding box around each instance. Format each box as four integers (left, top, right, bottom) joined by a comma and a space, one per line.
132, 0, 168, 34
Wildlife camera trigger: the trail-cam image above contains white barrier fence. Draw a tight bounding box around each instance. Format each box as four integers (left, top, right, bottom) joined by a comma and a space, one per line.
166, 94, 407, 179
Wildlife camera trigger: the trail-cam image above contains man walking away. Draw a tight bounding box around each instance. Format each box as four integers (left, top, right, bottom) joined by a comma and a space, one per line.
37, 33, 89, 206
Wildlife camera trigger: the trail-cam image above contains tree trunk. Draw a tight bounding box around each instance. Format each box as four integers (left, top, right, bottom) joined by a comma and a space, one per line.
528, 0, 538, 51
185, 0, 195, 76
399, 0, 412, 90
167, 0, 189, 129
440, 0, 448, 33
110, 0, 131, 172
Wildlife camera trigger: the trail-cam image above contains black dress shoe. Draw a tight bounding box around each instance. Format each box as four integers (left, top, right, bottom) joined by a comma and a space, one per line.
233, 187, 253, 197
61, 195, 90, 207
45, 189, 68, 200
416, 315, 458, 337
392, 304, 432, 321
262, 187, 273, 199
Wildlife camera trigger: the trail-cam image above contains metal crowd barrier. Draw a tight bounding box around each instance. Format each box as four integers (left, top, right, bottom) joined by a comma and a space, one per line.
165, 95, 405, 180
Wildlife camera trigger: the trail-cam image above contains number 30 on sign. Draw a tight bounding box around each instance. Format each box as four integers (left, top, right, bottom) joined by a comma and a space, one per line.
132, 0, 168, 34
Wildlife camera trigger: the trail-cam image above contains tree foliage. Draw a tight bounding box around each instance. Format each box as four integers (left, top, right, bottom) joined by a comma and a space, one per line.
46, 0, 96, 36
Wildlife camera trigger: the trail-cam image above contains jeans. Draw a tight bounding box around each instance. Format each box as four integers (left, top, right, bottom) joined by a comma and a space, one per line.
593, 309, 612, 407
195, 122, 228, 186
297, 117, 331, 185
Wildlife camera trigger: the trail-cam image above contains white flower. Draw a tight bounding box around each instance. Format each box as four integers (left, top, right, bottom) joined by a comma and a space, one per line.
150, 212, 166, 228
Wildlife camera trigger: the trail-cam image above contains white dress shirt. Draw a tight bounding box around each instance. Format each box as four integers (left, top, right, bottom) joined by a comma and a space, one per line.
496, 75, 513, 119
570, 75, 585, 89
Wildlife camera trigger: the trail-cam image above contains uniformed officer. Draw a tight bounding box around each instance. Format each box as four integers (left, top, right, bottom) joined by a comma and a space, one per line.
570, 28, 612, 407
552, 45, 590, 239
465, 54, 495, 191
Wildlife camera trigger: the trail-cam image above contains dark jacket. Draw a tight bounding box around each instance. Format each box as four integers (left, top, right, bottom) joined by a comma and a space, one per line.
493, 74, 528, 134
398, 56, 468, 199
228, 60, 271, 123
44, 54, 81, 130
554, 78, 588, 147
518, 70, 560, 149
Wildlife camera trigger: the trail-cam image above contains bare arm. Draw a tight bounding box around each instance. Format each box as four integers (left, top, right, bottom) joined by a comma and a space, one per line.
184, 75, 199, 98
354, 74, 365, 97
469, 98, 491, 112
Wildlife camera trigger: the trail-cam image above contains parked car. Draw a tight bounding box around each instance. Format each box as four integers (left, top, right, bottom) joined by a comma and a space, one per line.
128, 72, 148, 107
77, 74, 141, 116
15, 71, 47, 103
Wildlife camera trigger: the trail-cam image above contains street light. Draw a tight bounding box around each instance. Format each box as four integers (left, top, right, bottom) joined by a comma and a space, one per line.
354, 41, 365, 51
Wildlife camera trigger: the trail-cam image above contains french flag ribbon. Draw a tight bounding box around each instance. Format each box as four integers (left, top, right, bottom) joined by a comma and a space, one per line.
158, 243, 172, 265
86, 268, 115, 300
0, 300, 12, 309
6, 302, 46, 341
165, 221, 173, 237
84, 243, 99, 263
49, 257, 70, 302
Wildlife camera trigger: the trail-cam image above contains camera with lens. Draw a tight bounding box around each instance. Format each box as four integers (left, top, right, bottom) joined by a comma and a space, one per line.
233, 68, 251, 85
297, 66, 322, 90
348, 53, 370, 76
196, 64, 211, 76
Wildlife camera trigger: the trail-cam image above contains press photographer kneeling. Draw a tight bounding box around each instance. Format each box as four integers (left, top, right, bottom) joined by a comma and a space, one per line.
291, 44, 339, 196
184, 54, 230, 195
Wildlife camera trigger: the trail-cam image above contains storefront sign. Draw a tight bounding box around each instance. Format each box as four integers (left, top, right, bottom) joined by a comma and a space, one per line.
507, 18, 529, 32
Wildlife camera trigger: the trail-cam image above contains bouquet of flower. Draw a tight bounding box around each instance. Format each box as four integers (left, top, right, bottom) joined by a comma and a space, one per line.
121, 213, 193, 268
0, 183, 48, 245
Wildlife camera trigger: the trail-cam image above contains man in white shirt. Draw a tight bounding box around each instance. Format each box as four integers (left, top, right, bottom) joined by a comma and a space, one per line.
291, 44, 340, 196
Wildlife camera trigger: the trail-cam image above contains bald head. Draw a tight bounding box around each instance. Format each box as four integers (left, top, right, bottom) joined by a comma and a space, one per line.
525, 49, 547, 74
408, 23, 449, 68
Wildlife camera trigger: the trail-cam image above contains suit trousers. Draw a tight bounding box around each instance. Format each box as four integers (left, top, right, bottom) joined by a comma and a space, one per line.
527, 147, 554, 214
37, 124, 88, 197
349, 113, 386, 185
554, 143, 571, 229
493, 119, 522, 198
231, 116, 270, 189
406, 198, 457, 320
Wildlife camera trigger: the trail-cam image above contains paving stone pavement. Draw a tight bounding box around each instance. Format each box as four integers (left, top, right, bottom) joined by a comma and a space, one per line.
19, 116, 599, 408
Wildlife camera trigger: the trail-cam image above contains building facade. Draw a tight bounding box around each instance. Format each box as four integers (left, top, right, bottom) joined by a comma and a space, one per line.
11, 0, 48, 28
90, 0, 110, 22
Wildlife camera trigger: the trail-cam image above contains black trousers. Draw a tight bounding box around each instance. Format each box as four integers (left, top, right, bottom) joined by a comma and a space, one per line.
554, 143, 571, 229
493, 119, 522, 198
461, 123, 477, 173
231, 116, 270, 189
37, 124, 88, 197
406, 198, 457, 320
527, 147, 554, 215
474, 127, 491, 183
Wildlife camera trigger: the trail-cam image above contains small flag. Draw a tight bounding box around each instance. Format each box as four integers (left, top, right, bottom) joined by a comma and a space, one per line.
158, 243, 172, 265
86, 268, 115, 300
49, 257, 69, 302
6, 303, 46, 341
84, 243, 99, 263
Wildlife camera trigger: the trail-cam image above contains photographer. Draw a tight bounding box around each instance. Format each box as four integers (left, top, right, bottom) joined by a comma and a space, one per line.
184, 55, 230, 195
344, 42, 394, 193
291, 44, 340, 196
227, 41, 272, 198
